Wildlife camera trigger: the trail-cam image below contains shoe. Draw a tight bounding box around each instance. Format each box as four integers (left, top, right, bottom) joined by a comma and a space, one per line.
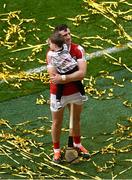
56, 101, 62, 110
82, 95, 88, 102
53, 151, 61, 164
75, 145, 91, 159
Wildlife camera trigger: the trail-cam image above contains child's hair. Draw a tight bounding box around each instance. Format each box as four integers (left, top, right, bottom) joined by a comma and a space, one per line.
49, 33, 65, 48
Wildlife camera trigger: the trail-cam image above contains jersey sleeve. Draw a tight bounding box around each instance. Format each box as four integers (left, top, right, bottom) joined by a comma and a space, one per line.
46, 50, 54, 68
76, 45, 86, 61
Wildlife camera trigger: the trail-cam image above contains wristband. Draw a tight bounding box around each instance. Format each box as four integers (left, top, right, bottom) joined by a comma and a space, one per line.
61, 75, 66, 81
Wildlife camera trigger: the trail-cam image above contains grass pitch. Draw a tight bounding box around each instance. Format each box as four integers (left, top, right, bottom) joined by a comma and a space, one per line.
0, 0, 132, 179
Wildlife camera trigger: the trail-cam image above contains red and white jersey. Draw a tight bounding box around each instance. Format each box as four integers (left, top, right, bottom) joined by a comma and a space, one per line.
46, 43, 86, 96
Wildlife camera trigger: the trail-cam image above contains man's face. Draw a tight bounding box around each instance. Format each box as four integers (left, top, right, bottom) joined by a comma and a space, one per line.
59, 28, 71, 46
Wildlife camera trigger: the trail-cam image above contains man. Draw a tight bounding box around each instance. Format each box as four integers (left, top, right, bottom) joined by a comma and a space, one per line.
47, 32, 87, 110
46, 24, 89, 163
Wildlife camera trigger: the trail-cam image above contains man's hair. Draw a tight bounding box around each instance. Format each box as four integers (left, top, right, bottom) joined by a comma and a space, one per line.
49, 33, 65, 48
54, 24, 68, 33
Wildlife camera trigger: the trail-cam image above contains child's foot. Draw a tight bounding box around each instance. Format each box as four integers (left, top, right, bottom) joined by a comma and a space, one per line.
82, 95, 88, 102
56, 101, 62, 110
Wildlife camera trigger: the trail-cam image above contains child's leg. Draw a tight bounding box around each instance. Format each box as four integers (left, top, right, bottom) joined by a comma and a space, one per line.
75, 81, 85, 95
56, 84, 64, 109
56, 84, 64, 101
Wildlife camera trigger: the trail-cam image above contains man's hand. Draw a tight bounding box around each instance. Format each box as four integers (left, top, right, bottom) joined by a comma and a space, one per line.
51, 74, 64, 84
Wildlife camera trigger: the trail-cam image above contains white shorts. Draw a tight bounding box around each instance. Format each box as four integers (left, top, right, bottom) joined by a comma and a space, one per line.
50, 92, 83, 112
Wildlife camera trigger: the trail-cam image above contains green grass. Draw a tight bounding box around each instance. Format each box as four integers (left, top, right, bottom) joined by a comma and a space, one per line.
0, 69, 131, 179
0, 0, 132, 179
0, 0, 131, 102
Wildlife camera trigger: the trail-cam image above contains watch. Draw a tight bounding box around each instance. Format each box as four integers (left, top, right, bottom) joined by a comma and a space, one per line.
61, 75, 66, 81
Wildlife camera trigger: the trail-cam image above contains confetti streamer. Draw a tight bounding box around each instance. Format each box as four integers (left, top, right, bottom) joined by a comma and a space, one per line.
0, 1, 131, 179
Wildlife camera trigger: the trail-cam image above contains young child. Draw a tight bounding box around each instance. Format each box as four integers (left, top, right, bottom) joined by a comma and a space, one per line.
47, 33, 87, 109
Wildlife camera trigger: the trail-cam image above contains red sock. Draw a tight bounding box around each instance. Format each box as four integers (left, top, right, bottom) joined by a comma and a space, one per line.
53, 142, 60, 149
73, 136, 80, 144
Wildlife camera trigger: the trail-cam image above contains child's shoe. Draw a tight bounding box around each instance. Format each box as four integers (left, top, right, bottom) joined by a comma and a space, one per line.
82, 95, 88, 102
56, 101, 62, 110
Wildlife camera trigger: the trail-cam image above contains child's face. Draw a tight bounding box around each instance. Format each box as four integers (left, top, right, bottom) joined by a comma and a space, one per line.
48, 39, 56, 51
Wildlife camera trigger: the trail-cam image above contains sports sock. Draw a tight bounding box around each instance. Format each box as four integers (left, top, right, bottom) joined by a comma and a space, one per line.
68, 136, 73, 147
73, 136, 80, 144
53, 142, 60, 149
73, 142, 82, 148
53, 148, 60, 153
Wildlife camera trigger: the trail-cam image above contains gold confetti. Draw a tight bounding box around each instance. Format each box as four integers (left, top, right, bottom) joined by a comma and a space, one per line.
123, 100, 132, 108
0, 1, 131, 179
47, 16, 56, 20
0, 119, 12, 129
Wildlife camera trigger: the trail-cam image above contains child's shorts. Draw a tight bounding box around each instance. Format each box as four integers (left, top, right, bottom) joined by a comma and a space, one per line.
50, 92, 83, 112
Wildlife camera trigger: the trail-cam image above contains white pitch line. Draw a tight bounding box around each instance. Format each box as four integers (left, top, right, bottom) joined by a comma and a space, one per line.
26, 65, 47, 74
0, 42, 131, 84
86, 42, 132, 60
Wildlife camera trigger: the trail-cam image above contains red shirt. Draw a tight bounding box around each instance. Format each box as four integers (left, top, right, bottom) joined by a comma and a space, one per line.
47, 43, 85, 95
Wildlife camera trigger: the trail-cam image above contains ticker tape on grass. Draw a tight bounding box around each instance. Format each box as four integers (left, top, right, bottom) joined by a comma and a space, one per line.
85, 42, 132, 60
0, 41, 131, 84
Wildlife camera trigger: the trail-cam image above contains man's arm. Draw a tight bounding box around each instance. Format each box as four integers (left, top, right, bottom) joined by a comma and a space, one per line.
66, 59, 87, 82
50, 59, 87, 84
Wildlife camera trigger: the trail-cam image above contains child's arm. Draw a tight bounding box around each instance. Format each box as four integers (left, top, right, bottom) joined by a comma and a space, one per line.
46, 51, 58, 78
47, 65, 57, 78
